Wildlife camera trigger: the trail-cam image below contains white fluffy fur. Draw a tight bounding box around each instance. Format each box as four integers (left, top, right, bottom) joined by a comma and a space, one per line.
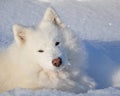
0, 8, 95, 93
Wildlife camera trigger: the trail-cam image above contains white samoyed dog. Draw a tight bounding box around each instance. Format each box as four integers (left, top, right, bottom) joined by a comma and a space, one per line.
0, 8, 95, 93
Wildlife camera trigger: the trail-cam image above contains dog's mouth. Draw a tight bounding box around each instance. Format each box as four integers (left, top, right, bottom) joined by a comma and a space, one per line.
56, 62, 71, 71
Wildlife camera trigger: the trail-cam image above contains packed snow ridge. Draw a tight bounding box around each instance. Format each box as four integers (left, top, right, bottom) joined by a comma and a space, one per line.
0, 87, 120, 96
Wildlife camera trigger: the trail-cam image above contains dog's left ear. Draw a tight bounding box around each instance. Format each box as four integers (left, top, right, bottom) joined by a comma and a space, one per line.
13, 24, 28, 45
42, 7, 65, 29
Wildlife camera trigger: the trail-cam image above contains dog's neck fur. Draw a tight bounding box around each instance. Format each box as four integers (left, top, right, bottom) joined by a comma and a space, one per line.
0, 43, 73, 92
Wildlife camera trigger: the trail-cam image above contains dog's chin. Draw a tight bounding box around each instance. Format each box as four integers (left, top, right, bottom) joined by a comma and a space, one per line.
38, 61, 71, 72
54, 62, 71, 72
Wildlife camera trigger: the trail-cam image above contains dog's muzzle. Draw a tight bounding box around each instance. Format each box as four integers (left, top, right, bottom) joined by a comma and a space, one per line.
52, 57, 62, 67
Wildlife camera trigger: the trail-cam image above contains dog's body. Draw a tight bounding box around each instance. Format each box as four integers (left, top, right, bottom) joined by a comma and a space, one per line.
0, 8, 95, 93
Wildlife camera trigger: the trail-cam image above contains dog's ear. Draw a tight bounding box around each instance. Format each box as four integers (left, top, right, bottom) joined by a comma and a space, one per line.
13, 24, 27, 45
42, 7, 65, 29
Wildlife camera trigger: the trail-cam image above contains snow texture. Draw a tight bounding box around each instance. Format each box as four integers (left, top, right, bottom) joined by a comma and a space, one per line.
0, 87, 120, 96
0, 0, 120, 95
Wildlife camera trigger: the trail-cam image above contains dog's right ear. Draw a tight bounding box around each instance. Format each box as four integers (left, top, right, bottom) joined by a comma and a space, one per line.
42, 7, 66, 29
13, 24, 27, 45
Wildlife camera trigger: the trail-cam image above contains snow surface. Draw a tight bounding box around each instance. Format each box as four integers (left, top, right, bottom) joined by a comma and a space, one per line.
0, 87, 120, 96
0, 0, 120, 95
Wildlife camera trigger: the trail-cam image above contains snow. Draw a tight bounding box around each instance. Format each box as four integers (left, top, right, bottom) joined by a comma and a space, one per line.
0, 0, 120, 95
0, 87, 120, 96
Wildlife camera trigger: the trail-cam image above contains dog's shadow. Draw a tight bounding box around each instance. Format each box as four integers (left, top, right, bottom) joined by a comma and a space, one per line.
84, 40, 120, 89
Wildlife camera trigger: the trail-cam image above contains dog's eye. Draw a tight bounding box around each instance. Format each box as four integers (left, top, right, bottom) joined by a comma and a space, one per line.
55, 42, 60, 46
38, 50, 44, 53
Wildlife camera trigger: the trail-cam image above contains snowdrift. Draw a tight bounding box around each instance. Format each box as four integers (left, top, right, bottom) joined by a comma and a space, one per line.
0, 87, 120, 96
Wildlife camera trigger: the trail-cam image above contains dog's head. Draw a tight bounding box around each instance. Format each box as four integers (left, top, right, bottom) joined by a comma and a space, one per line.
13, 8, 72, 71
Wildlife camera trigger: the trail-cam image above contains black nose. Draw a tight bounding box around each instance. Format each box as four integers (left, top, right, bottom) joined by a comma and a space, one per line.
52, 57, 62, 67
